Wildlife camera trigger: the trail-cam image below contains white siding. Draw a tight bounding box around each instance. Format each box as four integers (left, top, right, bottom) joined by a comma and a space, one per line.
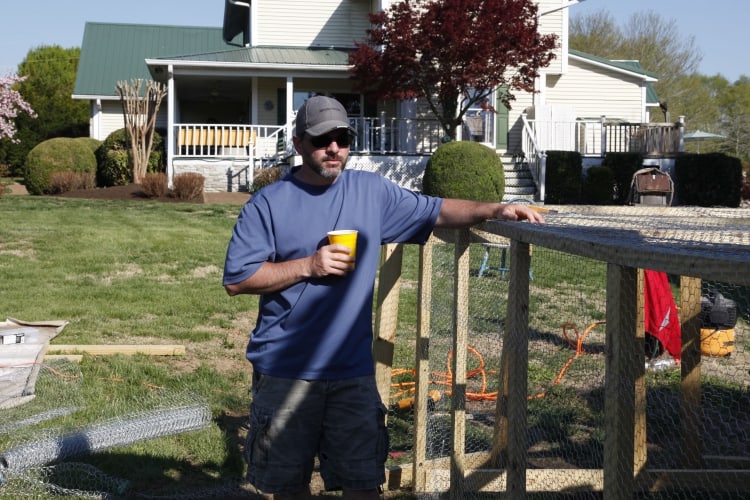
95, 100, 168, 140
256, 0, 371, 48
544, 60, 645, 122
536, 0, 565, 75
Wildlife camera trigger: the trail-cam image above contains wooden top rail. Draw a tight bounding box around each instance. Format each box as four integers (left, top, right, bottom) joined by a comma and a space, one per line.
177, 126, 254, 148
479, 205, 750, 286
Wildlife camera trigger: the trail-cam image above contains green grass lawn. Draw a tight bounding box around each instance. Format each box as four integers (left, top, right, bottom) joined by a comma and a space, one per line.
1, 193, 748, 498
1, 195, 257, 497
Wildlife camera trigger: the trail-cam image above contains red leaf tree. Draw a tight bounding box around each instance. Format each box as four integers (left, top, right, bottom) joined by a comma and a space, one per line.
349, 0, 557, 139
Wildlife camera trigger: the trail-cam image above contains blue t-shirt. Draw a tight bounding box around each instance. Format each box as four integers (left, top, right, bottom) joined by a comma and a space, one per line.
223, 169, 442, 380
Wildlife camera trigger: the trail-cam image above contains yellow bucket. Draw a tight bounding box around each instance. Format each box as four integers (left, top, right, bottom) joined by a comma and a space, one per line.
700, 328, 735, 357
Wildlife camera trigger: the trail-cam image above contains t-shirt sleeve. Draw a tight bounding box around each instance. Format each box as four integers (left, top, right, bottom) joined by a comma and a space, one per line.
222, 196, 275, 286
379, 177, 443, 245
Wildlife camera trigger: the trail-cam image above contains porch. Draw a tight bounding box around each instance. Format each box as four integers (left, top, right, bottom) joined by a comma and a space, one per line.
168, 114, 685, 199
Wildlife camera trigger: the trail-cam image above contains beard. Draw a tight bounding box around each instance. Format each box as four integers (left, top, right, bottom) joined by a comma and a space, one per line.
306, 152, 348, 180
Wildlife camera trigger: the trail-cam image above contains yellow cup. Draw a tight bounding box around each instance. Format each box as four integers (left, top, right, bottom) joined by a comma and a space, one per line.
327, 230, 358, 269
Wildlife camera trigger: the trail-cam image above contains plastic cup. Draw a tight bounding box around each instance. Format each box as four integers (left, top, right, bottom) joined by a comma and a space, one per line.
327, 230, 358, 269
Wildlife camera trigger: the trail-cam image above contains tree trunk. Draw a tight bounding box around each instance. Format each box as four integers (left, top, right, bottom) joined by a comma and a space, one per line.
116, 79, 167, 184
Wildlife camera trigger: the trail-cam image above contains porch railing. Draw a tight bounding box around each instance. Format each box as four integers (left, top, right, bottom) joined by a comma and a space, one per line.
172, 118, 446, 161
173, 124, 286, 163
521, 114, 685, 202
521, 116, 547, 202
349, 113, 445, 154
522, 116, 684, 158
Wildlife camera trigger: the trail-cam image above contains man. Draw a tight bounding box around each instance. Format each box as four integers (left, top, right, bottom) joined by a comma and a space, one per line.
223, 95, 542, 499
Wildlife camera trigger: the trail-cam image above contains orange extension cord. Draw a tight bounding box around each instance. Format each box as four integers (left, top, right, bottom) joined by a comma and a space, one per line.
390, 320, 606, 409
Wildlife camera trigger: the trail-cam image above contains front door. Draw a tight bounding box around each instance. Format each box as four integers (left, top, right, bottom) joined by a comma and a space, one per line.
495, 88, 509, 151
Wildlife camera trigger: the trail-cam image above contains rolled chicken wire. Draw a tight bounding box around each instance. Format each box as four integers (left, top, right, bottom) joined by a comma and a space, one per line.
0, 401, 211, 472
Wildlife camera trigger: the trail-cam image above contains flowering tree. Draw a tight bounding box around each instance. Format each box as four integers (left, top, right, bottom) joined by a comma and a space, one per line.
0, 74, 36, 143
349, 0, 557, 139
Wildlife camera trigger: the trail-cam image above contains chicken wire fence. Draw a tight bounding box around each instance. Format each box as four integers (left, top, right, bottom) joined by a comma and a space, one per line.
383, 205, 750, 499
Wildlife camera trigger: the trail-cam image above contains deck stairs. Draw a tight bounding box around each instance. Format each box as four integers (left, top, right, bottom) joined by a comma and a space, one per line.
500, 152, 537, 203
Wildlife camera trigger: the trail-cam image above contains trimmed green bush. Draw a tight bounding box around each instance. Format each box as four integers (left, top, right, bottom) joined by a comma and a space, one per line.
544, 151, 582, 204
675, 153, 742, 207
73, 137, 103, 154
602, 152, 644, 204
23, 137, 97, 195
584, 165, 616, 205
95, 128, 165, 187
422, 141, 504, 201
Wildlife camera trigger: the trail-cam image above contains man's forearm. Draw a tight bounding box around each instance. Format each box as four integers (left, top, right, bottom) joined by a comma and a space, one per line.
224, 258, 312, 295
435, 199, 500, 228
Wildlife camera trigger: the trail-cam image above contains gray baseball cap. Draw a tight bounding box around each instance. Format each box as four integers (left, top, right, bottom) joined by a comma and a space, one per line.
295, 96, 355, 138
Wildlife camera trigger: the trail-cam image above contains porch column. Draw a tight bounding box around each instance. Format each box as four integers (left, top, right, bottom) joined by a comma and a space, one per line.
167, 64, 175, 189
286, 77, 294, 140
251, 78, 259, 124
678, 115, 685, 153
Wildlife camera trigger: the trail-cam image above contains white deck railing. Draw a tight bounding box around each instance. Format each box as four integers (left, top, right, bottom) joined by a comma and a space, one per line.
173, 124, 286, 160
521, 114, 685, 202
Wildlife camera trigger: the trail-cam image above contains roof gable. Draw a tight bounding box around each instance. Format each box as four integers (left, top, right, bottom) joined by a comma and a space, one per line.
569, 49, 659, 80
568, 48, 660, 105
73, 22, 233, 97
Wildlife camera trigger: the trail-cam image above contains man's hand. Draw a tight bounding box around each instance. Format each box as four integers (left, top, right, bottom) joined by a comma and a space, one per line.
310, 244, 354, 277
225, 244, 353, 296
436, 199, 545, 227
493, 203, 545, 223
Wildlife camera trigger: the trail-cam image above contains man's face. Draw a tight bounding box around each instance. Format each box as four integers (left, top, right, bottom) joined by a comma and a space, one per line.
296, 129, 351, 181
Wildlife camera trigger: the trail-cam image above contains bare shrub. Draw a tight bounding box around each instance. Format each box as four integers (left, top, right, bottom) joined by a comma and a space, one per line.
252, 166, 283, 192
49, 171, 95, 193
141, 172, 168, 198
172, 173, 205, 201
77, 172, 96, 190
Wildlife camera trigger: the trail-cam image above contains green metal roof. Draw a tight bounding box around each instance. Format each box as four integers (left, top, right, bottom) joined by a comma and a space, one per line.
73, 22, 235, 97
161, 46, 351, 66
73, 22, 351, 98
569, 49, 659, 79
75, 23, 658, 104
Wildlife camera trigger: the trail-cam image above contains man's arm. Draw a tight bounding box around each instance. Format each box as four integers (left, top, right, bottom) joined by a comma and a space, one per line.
224, 244, 354, 296
435, 199, 544, 228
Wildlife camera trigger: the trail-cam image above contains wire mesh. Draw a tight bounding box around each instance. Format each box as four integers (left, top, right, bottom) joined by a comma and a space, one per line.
385, 205, 750, 499
0, 360, 236, 499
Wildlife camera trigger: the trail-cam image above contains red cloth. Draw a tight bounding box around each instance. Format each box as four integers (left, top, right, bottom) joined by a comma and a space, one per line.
643, 270, 681, 359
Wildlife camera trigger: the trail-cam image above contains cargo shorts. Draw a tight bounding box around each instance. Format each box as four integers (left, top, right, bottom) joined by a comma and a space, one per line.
245, 373, 389, 494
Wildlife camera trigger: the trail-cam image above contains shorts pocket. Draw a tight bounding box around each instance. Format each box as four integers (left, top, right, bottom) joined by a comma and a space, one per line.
246, 405, 273, 469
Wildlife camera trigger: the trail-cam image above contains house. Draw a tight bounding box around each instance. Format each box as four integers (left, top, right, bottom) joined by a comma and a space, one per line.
73, 0, 681, 201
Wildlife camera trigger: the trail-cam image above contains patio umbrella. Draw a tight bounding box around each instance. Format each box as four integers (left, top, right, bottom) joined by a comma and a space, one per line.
684, 130, 725, 153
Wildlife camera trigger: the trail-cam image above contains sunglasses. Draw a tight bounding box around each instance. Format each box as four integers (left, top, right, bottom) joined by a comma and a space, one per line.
309, 132, 352, 148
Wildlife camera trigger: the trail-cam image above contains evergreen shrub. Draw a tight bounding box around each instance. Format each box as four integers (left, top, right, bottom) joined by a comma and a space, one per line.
23, 137, 97, 195
544, 151, 582, 204
675, 153, 742, 207
422, 141, 504, 201
583, 165, 615, 205
602, 152, 644, 204
95, 128, 165, 187
73, 137, 103, 154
